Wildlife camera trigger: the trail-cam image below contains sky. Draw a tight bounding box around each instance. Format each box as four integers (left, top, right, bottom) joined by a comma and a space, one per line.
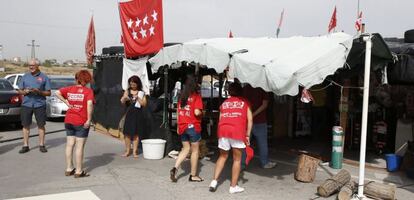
0, 0, 413, 62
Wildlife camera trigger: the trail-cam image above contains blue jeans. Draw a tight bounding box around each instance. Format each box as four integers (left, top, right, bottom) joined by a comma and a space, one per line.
180, 128, 201, 143
242, 123, 269, 167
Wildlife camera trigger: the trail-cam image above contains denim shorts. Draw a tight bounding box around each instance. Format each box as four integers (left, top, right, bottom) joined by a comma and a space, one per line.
181, 127, 201, 143
65, 123, 90, 138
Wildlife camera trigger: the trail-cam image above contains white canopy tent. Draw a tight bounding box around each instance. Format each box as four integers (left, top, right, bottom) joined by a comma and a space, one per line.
149, 32, 377, 198
149, 32, 354, 96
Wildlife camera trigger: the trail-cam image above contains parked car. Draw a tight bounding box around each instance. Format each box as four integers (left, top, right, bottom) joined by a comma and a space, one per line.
46, 75, 75, 118
0, 78, 22, 125
201, 79, 233, 98
4, 73, 24, 89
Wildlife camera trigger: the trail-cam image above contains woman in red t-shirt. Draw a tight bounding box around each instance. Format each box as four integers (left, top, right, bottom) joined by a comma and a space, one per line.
209, 82, 253, 194
170, 75, 204, 182
55, 70, 94, 178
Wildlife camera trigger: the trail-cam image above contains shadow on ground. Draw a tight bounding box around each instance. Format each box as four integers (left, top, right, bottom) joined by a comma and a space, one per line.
0, 133, 66, 155
84, 153, 117, 173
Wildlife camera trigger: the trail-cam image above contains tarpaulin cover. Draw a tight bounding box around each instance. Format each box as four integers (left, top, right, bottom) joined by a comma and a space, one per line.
93, 56, 165, 139
149, 32, 353, 96
122, 57, 151, 94
386, 41, 414, 85
93, 58, 125, 129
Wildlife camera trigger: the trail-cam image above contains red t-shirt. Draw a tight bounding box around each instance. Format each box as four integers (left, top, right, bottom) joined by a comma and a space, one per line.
217, 97, 249, 141
59, 85, 94, 126
242, 85, 269, 124
177, 93, 203, 135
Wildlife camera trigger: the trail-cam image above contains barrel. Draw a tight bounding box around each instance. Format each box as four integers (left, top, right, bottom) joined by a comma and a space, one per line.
331, 126, 343, 169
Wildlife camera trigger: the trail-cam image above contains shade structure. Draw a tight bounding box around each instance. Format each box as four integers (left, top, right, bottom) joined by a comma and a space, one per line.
149, 32, 353, 95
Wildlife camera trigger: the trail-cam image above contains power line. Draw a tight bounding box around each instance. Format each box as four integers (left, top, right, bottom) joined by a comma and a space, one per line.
0, 20, 118, 32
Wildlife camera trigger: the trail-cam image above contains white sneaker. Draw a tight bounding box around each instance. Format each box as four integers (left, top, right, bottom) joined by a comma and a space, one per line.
263, 161, 277, 169
209, 180, 218, 192
229, 185, 245, 194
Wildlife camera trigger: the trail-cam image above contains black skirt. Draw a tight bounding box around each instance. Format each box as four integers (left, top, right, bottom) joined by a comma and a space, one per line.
123, 106, 145, 138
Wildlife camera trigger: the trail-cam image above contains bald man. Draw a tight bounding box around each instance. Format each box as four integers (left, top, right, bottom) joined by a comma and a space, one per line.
17, 59, 51, 154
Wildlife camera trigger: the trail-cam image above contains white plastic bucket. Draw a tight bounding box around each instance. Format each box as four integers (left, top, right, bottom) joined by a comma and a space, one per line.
141, 139, 166, 159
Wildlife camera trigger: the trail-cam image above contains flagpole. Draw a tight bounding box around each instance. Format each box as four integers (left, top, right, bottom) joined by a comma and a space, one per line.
357, 0, 360, 18
117, 0, 125, 56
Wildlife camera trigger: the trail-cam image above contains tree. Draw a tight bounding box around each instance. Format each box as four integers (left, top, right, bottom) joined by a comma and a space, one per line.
43, 60, 52, 68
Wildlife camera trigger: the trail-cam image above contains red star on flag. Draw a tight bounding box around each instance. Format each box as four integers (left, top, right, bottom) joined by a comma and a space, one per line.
119, 0, 164, 57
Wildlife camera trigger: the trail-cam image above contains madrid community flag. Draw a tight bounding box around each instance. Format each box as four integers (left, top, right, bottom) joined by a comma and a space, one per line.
119, 0, 164, 57
85, 16, 95, 65
276, 9, 284, 38
355, 11, 363, 31
328, 6, 337, 33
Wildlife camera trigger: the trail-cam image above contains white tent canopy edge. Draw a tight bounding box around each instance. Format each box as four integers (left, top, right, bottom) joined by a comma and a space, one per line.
149, 32, 354, 96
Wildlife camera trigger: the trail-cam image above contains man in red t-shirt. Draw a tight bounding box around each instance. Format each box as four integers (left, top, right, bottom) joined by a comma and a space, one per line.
55, 70, 94, 178
242, 84, 276, 169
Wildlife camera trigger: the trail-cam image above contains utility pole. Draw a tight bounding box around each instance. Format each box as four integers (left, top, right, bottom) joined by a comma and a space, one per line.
27, 40, 40, 59
0, 44, 3, 60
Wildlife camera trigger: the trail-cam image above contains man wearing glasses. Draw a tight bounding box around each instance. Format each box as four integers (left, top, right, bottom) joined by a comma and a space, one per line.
17, 58, 51, 153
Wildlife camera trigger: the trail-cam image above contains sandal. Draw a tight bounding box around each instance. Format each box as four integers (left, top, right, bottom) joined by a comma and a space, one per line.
74, 171, 90, 178
65, 168, 76, 176
189, 175, 204, 182
170, 167, 177, 182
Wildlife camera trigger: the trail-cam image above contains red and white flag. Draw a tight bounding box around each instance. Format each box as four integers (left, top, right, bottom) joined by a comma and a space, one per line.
300, 89, 314, 103
328, 6, 337, 33
228, 30, 233, 38
85, 16, 95, 65
355, 11, 363, 31
119, 0, 164, 57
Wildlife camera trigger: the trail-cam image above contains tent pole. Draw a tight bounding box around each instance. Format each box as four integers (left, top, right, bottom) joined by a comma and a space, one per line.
163, 66, 169, 129
356, 34, 372, 199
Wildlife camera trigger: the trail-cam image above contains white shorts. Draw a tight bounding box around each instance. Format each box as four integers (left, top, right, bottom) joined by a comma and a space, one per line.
218, 137, 246, 151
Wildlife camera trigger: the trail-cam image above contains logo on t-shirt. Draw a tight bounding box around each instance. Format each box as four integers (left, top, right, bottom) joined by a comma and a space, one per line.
36, 77, 43, 83
67, 93, 85, 101
222, 112, 242, 118
222, 101, 245, 109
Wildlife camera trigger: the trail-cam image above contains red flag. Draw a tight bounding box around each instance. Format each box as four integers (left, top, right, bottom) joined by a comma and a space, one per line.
85, 16, 95, 65
228, 30, 233, 38
355, 11, 363, 31
245, 145, 254, 165
119, 0, 164, 57
328, 6, 337, 33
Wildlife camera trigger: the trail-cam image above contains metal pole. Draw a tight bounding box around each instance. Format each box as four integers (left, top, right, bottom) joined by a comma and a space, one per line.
357, 0, 360, 17
356, 34, 372, 199
0, 45, 3, 60
163, 66, 169, 128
